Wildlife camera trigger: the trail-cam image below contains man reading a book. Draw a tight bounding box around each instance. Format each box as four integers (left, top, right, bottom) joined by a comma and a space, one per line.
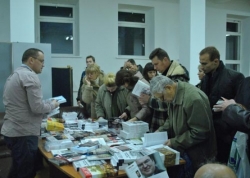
149, 75, 217, 177
136, 155, 163, 177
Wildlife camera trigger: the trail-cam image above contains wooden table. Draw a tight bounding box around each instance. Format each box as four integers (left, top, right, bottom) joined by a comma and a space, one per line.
38, 139, 186, 178
38, 139, 127, 178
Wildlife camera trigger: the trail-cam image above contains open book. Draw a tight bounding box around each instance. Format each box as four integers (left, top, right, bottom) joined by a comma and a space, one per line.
143, 132, 168, 147
132, 80, 150, 97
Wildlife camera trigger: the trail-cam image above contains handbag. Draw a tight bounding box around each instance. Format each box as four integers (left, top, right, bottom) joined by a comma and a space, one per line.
228, 131, 250, 177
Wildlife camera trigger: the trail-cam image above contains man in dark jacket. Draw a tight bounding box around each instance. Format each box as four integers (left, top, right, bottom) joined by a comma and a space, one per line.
199, 46, 245, 163
213, 76, 250, 161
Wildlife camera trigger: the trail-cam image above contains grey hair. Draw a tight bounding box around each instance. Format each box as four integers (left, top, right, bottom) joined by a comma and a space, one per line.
150, 75, 174, 94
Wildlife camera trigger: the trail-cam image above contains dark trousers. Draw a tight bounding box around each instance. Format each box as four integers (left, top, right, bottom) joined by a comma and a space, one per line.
4, 135, 38, 178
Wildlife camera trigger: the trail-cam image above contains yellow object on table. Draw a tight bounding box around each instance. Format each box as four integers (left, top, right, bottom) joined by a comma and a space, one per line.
46, 120, 64, 131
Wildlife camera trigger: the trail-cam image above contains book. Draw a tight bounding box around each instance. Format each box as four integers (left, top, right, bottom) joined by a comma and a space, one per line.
132, 80, 150, 97
47, 107, 60, 117
51, 148, 73, 157
126, 138, 143, 145
147, 145, 180, 166
56, 152, 86, 162
79, 164, 117, 178
120, 121, 149, 139
109, 144, 142, 155
48, 157, 69, 166
50, 95, 67, 104
125, 152, 169, 178
70, 140, 100, 154
143, 132, 168, 147
111, 148, 165, 170
44, 135, 74, 152
86, 153, 112, 161
105, 136, 125, 147
73, 159, 106, 171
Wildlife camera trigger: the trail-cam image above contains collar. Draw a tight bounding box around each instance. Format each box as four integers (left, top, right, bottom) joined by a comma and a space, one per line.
162, 60, 172, 76
171, 81, 183, 105
21, 64, 33, 72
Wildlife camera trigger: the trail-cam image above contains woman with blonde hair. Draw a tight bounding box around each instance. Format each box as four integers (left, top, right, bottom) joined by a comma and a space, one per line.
81, 63, 104, 119
95, 73, 129, 121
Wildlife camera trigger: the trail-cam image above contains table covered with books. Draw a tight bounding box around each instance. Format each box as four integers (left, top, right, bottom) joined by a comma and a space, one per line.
39, 107, 185, 178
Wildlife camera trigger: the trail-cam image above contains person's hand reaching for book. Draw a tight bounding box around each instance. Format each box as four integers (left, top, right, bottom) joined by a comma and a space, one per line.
97, 117, 107, 123
119, 112, 127, 120
51, 99, 60, 108
127, 117, 137, 122
164, 139, 171, 147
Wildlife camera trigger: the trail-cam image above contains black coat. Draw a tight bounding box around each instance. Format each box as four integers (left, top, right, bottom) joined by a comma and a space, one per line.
200, 61, 244, 162
222, 104, 250, 160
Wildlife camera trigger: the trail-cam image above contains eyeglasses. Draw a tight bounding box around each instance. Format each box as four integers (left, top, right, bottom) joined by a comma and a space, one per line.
32, 57, 44, 64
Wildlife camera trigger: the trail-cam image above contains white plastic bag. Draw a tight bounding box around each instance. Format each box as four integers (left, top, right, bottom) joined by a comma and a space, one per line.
228, 131, 250, 177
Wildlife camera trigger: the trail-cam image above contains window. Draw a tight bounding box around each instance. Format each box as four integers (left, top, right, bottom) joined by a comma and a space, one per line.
225, 19, 241, 71
118, 11, 146, 56
36, 3, 78, 56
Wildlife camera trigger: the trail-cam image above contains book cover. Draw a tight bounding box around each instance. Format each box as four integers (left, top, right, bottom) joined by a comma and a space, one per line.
73, 159, 106, 172
125, 152, 169, 178
79, 164, 117, 178
57, 152, 86, 162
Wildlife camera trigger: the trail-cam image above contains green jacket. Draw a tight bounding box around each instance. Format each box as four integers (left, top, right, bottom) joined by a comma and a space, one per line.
95, 85, 129, 119
158, 81, 217, 170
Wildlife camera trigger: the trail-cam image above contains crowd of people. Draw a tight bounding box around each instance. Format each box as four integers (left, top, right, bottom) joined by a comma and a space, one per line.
1, 46, 248, 178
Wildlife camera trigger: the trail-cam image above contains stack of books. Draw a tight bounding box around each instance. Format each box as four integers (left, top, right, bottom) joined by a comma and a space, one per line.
120, 121, 149, 139
70, 138, 106, 154
154, 146, 180, 166
44, 135, 74, 152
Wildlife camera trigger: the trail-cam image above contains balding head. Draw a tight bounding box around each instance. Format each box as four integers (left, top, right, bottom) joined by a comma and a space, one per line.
194, 163, 237, 178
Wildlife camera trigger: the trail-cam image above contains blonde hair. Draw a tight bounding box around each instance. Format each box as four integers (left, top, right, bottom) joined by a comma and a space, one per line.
103, 73, 116, 87
86, 63, 101, 75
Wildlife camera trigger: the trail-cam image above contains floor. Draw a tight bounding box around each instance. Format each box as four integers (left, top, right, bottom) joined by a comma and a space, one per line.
35, 158, 50, 178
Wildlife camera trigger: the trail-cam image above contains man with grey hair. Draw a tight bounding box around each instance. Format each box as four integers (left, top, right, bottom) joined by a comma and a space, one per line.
150, 75, 217, 177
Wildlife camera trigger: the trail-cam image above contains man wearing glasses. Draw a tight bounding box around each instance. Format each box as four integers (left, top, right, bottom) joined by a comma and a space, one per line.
1, 48, 59, 178
148, 75, 217, 177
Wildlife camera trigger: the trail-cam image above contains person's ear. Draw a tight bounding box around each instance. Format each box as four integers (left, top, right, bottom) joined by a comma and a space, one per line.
214, 58, 219, 64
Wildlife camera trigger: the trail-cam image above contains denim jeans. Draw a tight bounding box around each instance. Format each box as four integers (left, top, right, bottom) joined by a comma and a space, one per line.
4, 135, 38, 178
